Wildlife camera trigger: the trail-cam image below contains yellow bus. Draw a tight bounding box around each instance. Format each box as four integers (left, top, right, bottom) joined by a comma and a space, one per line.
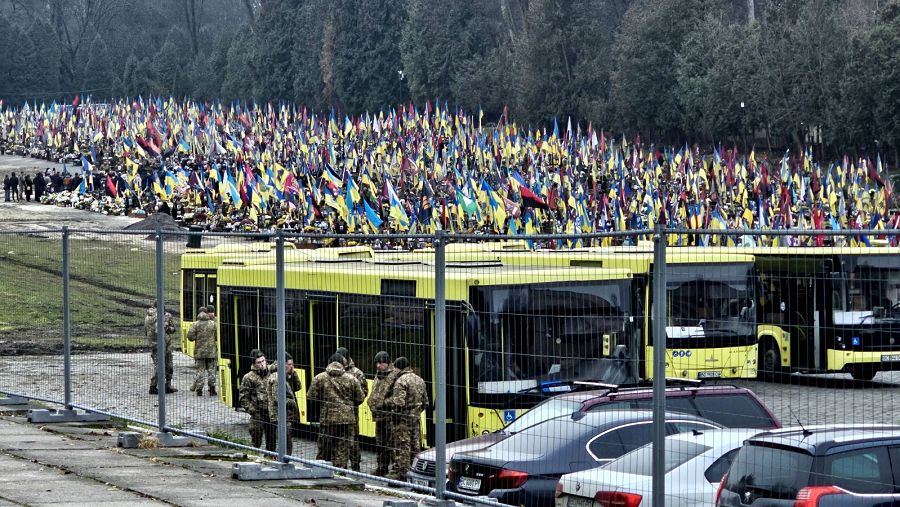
180, 242, 289, 356
213, 259, 636, 442
691, 246, 900, 380
462, 249, 767, 381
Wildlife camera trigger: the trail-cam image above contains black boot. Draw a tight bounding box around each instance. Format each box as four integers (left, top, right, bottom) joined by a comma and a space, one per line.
196, 388, 203, 397
208, 386, 217, 397
149, 385, 158, 394
165, 385, 178, 394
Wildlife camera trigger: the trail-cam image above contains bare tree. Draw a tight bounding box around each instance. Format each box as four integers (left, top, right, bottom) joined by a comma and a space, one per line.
44, 0, 123, 88
181, 0, 205, 56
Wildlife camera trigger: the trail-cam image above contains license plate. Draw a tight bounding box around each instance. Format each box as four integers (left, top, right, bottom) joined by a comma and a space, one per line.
566, 496, 595, 507
458, 476, 482, 492
410, 478, 430, 488
882, 355, 900, 362
698, 370, 722, 379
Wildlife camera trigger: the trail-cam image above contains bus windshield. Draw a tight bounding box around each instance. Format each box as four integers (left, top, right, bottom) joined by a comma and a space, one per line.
469, 280, 633, 397
665, 263, 756, 345
840, 258, 900, 320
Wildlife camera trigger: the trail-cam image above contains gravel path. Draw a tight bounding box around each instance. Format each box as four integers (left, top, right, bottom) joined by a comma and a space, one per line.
0, 351, 381, 468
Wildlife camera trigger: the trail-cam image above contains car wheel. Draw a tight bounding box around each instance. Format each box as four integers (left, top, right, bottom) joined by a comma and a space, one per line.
759, 340, 781, 382
849, 365, 877, 381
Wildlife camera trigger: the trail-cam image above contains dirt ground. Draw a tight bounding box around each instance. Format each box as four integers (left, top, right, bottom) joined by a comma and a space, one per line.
0, 155, 181, 355
0, 155, 137, 231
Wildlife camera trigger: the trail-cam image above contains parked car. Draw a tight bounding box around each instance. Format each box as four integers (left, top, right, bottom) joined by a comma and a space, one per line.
408, 383, 780, 487
449, 410, 722, 507
556, 427, 762, 507
717, 424, 900, 506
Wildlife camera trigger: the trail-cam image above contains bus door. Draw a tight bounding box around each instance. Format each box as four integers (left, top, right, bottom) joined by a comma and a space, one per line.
781, 274, 819, 370
308, 293, 338, 424
422, 304, 469, 445
234, 290, 261, 372
222, 289, 260, 406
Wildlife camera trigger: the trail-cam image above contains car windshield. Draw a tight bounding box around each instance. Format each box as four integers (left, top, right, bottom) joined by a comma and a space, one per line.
603, 439, 711, 476
504, 398, 582, 434
725, 444, 813, 500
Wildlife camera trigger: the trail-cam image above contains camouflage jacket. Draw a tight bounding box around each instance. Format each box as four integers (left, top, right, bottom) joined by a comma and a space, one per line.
383, 368, 428, 422
238, 366, 270, 417
366, 366, 395, 422
307, 361, 365, 426
266, 366, 302, 423
144, 308, 176, 349
186, 312, 217, 358
345, 359, 369, 399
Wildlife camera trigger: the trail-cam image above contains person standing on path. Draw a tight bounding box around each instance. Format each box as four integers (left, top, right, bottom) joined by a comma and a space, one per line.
336, 346, 368, 471
266, 353, 302, 455
366, 351, 395, 476
382, 356, 428, 480
187, 306, 218, 397
144, 302, 177, 394
307, 353, 365, 469
239, 349, 276, 452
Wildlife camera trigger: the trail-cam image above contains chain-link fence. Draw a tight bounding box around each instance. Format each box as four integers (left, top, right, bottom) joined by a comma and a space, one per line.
1, 227, 899, 506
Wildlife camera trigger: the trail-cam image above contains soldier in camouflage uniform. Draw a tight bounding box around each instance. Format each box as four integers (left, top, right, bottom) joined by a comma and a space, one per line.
266, 353, 302, 455
239, 350, 276, 452
383, 356, 428, 480
307, 353, 365, 469
336, 347, 368, 471
366, 351, 395, 476
145, 302, 177, 394
187, 306, 218, 397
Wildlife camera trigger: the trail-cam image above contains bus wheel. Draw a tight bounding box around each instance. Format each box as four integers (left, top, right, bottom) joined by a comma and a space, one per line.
849, 365, 877, 381
759, 340, 781, 382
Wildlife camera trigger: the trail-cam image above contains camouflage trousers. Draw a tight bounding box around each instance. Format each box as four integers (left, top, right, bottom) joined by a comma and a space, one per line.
316, 423, 354, 469
249, 410, 277, 452
190, 358, 217, 391
390, 418, 422, 478
373, 420, 393, 476
149, 347, 173, 387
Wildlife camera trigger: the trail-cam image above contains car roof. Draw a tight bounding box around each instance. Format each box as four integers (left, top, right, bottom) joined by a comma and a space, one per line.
537, 409, 717, 435
586, 384, 756, 403
747, 424, 900, 455
668, 427, 763, 449
548, 383, 754, 403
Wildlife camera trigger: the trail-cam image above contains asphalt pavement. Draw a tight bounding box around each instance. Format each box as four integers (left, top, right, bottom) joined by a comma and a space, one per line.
0, 402, 428, 507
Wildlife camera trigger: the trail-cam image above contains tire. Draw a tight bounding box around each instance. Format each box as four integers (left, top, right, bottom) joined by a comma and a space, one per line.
759, 340, 781, 382
849, 365, 877, 381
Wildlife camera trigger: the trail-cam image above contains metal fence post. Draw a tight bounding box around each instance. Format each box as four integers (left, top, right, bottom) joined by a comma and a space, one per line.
652, 224, 667, 507
275, 231, 287, 462
434, 230, 448, 501
62, 226, 72, 410
156, 229, 166, 432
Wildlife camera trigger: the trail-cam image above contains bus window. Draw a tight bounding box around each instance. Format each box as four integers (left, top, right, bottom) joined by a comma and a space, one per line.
848, 266, 900, 314
183, 269, 216, 319
337, 294, 426, 377
470, 281, 631, 399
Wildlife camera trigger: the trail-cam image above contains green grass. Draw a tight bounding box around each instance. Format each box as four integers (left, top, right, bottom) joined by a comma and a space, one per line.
206, 431, 252, 447
0, 234, 181, 350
